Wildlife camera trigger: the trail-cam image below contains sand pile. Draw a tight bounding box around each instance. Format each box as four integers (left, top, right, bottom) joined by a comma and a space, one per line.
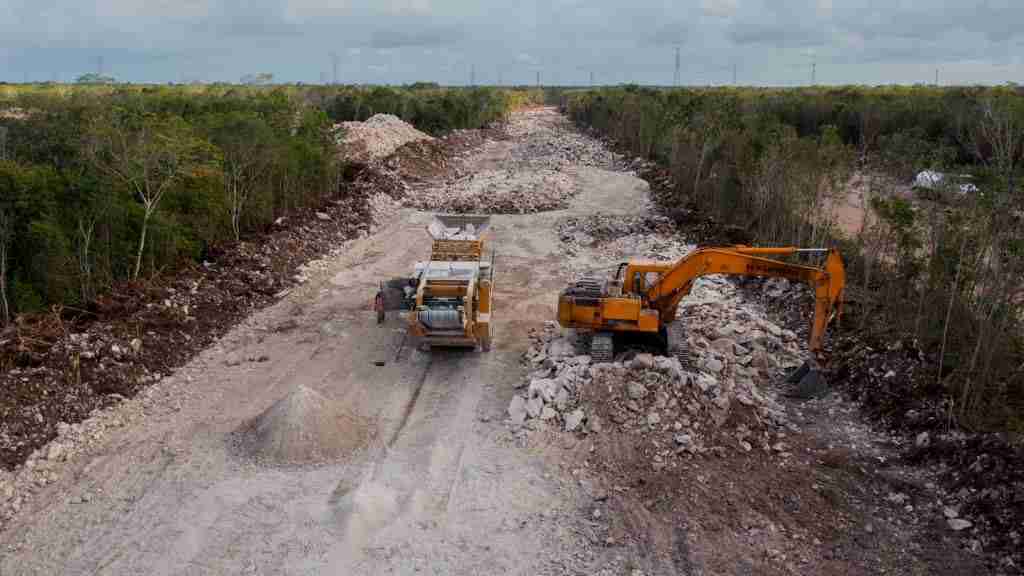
235, 386, 371, 465
334, 114, 434, 165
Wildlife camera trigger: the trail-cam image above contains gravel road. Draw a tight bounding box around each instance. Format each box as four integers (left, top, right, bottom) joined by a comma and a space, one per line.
0, 108, 653, 575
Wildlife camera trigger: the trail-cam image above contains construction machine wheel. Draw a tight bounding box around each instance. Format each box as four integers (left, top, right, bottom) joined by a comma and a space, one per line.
590, 332, 614, 364
667, 321, 691, 368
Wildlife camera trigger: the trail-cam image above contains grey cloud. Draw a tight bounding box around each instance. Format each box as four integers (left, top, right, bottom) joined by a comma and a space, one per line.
370, 25, 464, 49
1, 0, 1022, 85
648, 22, 689, 47
726, 1, 828, 48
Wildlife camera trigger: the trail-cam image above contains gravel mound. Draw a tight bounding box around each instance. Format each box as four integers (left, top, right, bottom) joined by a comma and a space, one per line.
404, 168, 577, 214
510, 274, 809, 469
404, 107, 627, 214
235, 386, 370, 465
334, 114, 434, 165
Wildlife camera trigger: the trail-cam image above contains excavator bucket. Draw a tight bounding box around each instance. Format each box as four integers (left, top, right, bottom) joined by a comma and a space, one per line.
785, 359, 828, 398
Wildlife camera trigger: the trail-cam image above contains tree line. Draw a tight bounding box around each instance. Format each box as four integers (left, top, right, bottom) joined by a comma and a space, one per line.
0, 84, 539, 324
562, 85, 1024, 431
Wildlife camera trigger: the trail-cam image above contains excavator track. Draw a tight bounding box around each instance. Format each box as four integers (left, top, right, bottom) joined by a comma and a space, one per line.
590, 332, 614, 364
667, 320, 691, 368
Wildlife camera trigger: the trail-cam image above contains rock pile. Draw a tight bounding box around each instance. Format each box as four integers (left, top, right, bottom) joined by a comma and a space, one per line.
334, 114, 434, 165
405, 168, 577, 214
556, 214, 675, 250
233, 385, 371, 465
509, 276, 808, 467
405, 107, 627, 214
506, 110, 625, 172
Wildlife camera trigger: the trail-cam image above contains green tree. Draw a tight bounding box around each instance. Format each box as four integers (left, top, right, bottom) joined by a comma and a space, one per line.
75, 73, 117, 85
84, 111, 218, 280
206, 112, 276, 240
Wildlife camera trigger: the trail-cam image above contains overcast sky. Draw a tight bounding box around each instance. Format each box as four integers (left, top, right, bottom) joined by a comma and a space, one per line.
1, 0, 1021, 86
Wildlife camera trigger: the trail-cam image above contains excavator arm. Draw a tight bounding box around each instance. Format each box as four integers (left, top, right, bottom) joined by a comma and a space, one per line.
632, 246, 845, 352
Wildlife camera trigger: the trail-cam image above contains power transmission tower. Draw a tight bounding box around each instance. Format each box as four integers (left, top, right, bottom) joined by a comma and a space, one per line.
732, 63, 738, 85
470, 64, 475, 86
673, 47, 681, 86
811, 59, 816, 85
536, 70, 541, 87
935, 68, 939, 86
590, 70, 595, 87
330, 52, 339, 85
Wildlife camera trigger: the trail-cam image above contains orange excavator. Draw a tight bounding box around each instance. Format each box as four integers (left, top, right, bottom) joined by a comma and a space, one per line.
557, 246, 846, 364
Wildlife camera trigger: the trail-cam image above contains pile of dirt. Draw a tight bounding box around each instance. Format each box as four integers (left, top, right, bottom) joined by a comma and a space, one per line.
510, 274, 807, 469
333, 114, 434, 165
404, 168, 577, 214
556, 213, 677, 251
381, 139, 449, 185
0, 188, 379, 472
403, 107, 627, 214
234, 386, 372, 465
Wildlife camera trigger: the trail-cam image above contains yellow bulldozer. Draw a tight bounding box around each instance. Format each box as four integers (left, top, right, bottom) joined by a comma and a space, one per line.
557, 246, 846, 364
375, 215, 493, 351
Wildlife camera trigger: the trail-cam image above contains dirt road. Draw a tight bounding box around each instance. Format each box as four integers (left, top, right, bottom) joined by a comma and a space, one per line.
0, 108, 990, 576
0, 109, 649, 575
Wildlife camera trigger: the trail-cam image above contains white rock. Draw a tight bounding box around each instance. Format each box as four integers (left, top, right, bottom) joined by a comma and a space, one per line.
627, 382, 647, 400
529, 378, 559, 403
646, 412, 661, 426
710, 338, 736, 355
130, 338, 143, 354
547, 338, 576, 358
47, 443, 65, 462
525, 396, 544, 419
508, 395, 527, 426
315, 212, 332, 221
540, 406, 558, 421
704, 357, 724, 374
554, 387, 570, 411
915, 431, 931, 448
948, 518, 972, 531
564, 409, 586, 432
943, 506, 959, 519
631, 353, 655, 370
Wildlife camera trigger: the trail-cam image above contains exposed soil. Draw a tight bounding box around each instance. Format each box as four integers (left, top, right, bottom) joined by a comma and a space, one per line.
0, 106, 1012, 575
0, 193, 376, 471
